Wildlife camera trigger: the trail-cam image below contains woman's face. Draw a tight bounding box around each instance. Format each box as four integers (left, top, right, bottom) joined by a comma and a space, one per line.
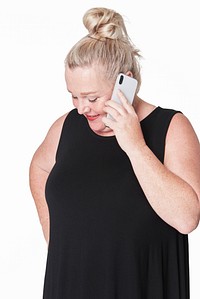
65, 65, 114, 135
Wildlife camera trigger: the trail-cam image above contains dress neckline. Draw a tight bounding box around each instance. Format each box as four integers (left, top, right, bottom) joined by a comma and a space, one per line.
140, 106, 161, 124
83, 106, 161, 140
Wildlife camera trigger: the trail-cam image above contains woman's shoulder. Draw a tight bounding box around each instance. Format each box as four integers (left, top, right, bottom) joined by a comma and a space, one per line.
166, 111, 199, 145
141, 101, 197, 141
136, 99, 157, 122
31, 110, 74, 173
48, 109, 77, 133
49, 112, 69, 131
50, 108, 79, 130
138, 98, 182, 122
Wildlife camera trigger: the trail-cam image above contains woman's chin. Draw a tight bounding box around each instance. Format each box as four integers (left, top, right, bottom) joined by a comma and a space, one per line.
88, 121, 104, 132
88, 121, 113, 136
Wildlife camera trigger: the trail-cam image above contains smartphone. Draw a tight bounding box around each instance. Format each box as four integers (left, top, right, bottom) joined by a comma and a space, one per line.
107, 73, 138, 118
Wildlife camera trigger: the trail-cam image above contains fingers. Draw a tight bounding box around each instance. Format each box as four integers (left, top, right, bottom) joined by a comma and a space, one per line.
105, 99, 126, 116
103, 105, 121, 121
104, 90, 134, 118
117, 90, 134, 113
102, 115, 114, 129
102, 90, 136, 129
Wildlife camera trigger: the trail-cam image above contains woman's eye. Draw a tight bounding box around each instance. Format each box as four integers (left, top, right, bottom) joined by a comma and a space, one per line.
72, 96, 78, 100
88, 98, 98, 103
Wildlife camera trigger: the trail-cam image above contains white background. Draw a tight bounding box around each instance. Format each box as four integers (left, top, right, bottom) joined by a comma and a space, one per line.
0, 0, 199, 298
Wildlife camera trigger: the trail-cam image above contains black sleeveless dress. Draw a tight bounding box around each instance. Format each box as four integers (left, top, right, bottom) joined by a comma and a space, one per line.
43, 107, 189, 299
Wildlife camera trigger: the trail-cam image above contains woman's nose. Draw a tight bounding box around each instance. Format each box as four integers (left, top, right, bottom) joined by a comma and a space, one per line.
77, 100, 90, 114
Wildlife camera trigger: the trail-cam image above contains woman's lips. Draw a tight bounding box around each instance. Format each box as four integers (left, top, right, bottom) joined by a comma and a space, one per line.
85, 114, 100, 121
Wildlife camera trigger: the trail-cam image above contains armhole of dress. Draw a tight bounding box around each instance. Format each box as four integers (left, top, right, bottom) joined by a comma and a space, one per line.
160, 110, 182, 163
55, 109, 77, 162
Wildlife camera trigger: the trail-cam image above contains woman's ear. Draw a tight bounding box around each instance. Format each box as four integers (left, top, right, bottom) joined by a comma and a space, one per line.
125, 71, 133, 78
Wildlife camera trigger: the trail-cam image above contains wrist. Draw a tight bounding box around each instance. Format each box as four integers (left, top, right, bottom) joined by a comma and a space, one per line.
126, 141, 147, 159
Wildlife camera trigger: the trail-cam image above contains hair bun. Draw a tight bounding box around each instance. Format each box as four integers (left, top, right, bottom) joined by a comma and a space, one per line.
83, 7, 127, 40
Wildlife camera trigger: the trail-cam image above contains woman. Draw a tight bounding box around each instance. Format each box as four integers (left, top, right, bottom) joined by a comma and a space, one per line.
29, 7, 200, 298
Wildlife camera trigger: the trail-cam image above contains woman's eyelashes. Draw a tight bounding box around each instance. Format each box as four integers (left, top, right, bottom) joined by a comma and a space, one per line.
71, 95, 98, 103
88, 98, 98, 102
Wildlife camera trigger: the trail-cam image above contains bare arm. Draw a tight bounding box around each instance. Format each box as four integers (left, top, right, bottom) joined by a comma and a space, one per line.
29, 113, 68, 243
103, 94, 200, 234
127, 113, 200, 234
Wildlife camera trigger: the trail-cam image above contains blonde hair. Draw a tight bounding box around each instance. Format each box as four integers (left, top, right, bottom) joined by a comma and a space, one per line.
65, 7, 142, 93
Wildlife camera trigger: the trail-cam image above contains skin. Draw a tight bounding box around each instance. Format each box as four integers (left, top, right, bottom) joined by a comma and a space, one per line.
29, 64, 200, 244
